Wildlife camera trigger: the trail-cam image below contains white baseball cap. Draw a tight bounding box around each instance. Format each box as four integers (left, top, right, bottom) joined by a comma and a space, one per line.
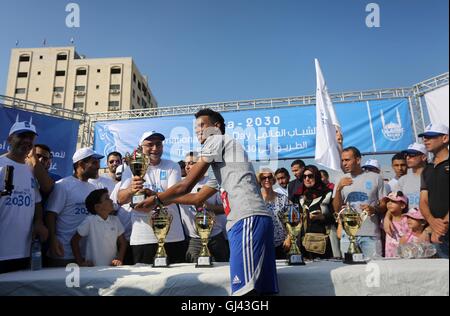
9, 119, 38, 136
139, 131, 165, 144
402, 143, 427, 155
362, 159, 380, 171
418, 123, 449, 138
72, 147, 104, 164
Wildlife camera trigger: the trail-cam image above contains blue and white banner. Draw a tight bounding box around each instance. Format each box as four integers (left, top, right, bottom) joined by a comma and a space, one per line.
93, 98, 414, 167
0, 106, 80, 177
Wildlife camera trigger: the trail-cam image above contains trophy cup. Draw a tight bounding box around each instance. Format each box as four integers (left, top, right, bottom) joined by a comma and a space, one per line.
194, 206, 215, 267
279, 204, 305, 265
150, 205, 172, 267
339, 202, 366, 264
124, 146, 149, 208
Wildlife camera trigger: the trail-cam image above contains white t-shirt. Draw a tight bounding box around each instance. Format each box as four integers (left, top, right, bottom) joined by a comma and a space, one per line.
77, 214, 124, 266
120, 159, 185, 245
0, 157, 42, 260
110, 181, 132, 241
46, 176, 97, 259
89, 175, 116, 194
179, 177, 224, 238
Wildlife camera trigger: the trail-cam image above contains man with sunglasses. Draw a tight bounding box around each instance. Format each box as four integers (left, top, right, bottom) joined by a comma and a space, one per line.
418, 124, 449, 258
104, 152, 123, 183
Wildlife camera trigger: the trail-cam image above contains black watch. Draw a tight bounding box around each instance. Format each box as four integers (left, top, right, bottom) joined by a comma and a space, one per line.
154, 195, 164, 207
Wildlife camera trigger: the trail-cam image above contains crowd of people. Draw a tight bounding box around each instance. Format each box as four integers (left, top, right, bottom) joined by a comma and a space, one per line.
0, 108, 448, 296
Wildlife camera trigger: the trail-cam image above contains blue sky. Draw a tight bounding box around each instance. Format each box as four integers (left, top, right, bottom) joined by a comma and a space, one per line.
0, 0, 448, 106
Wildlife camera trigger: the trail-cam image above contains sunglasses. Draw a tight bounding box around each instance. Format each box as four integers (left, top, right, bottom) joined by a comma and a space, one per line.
303, 174, 314, 179
108, 160, 121, 164
406, 153, 422, 158
261, 175, 274, 181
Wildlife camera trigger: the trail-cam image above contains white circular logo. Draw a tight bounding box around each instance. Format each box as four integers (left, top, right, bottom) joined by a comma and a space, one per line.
382, 123, 404, 141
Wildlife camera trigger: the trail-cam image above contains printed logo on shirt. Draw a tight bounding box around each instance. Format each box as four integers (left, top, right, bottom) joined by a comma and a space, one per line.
160, 170, 167, 181
365, 181, 373, 190
232, 275, 241, 284
347, 192, 369, 203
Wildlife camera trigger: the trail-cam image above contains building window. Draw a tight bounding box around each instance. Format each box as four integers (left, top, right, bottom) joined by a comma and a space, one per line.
17, 72, 28, 78
15, 88, 26, 94
75, 86, 86, 92
132, 89, 135, 98
35, 88, 39, 92
111, 67, 121, 74
137, 97, 140, 105
133, 73, 136, 82
52, 103, 62, 108
96, 85, 100, 89
95, 101, 99, 106
39, 56, 43, 60
97, 69, 101, 73
37, 71, 41, 75
110, 84, 121, 90
19, 55, 30, 62
57, 54, 67, 61
142, 100, 147, 108
108, 101, 120, 111
55, 70, 66, 76
53, 87, 64, 92
73, 102, 84, 112
138, 81, 141, 90
76, 68, 87, 76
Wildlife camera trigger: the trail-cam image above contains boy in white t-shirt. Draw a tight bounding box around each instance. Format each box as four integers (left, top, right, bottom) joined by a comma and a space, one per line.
71, 188, 127, 266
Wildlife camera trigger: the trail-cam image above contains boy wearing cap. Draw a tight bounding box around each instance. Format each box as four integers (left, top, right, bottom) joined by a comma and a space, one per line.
117, 131, 186, 265
0, 120, 48, 273
419, 123, 449, 258
71, 188, 126, 267
45, 148, 103, 267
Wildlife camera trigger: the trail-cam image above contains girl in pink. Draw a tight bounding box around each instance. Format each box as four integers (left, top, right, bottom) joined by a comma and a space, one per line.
400, 208, 430, 244
383, 191, 410, 257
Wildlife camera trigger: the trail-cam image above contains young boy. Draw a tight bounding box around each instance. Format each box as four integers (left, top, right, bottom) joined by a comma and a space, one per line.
71, 188, 127, 266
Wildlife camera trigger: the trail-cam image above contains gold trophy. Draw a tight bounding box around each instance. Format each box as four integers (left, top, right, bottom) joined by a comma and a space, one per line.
124, 146, 149, 208
340, 202, 366, 264
194, 206, 215, 267
279, 204, 305, 265
150, 205, 172, 267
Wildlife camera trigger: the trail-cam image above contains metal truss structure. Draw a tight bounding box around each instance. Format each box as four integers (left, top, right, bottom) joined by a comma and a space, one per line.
1, 72, 448, 149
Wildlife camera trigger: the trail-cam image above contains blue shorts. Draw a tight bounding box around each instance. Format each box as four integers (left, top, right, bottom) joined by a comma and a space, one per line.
228, 215, 279, 295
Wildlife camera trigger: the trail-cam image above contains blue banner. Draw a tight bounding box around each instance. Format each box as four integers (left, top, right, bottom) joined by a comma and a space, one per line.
0, 106, 80, 177
93, 98, 414, 167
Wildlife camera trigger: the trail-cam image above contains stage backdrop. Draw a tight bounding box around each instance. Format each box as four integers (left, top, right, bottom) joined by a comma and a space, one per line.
424, 85, 449, 127
93, 98, 414, 167
0, 106, 80, 177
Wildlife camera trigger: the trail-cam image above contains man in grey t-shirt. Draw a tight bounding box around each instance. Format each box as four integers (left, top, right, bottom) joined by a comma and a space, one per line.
333, 147, 386, 258
135, 108, 278, 296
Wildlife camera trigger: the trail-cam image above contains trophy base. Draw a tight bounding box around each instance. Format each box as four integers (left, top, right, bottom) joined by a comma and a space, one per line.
153, 257, 169, 267
196, 256, 213, 267
288, 254, 305, 265
343, 253, 366, 264
131, 194, 146, 208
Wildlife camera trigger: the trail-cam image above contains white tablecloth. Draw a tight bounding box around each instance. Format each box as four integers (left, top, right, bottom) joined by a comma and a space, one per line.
0, 259, 448, 296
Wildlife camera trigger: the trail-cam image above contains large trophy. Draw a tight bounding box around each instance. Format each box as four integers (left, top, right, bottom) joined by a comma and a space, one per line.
279, 204, 305, 265
194, 206, 215, 267
124, 146, 149, 208
150, 205, 173, 267
339, 202, 366, 264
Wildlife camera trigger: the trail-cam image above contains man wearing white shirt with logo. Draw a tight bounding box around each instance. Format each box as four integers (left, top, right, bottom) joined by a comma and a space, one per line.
0, 120, 48, 273
117, 131, 186, 265
45, 148, 103, 267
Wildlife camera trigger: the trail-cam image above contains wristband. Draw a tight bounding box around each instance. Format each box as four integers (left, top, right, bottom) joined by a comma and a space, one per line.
155, 195, 164, 207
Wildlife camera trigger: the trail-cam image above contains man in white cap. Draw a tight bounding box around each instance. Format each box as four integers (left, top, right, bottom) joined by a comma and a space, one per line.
384, 143, 428, 237
45, 147, 103, 267
418, 123, 449, 258
117, 131, 186, 265
0, 120, 48, 273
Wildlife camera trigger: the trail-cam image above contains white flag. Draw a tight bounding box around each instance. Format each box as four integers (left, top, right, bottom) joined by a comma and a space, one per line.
314, 58, 341, 171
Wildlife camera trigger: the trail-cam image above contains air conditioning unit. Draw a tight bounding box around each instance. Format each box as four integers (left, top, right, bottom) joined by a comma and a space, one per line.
110, 89, 121, 94
54, 92, 61, 97
74, 91, 86, 96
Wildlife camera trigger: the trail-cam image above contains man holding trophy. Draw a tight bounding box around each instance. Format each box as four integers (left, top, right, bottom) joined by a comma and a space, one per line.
332, 146, 387, 262
117, 131, 186, 266
135, 109, 278, 296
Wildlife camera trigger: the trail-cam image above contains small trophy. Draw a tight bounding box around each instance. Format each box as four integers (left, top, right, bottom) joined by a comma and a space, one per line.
150, 205, 172, 267
124, 146, 149, 208
340, 202, 366, 264
279, 204, 305, 265
194, 206, 215, 267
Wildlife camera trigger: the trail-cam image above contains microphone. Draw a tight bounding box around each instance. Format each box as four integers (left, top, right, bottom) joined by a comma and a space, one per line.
1, 165, 14, 197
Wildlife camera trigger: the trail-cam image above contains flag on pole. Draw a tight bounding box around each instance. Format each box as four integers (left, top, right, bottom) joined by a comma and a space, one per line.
314, 58, 342, 171
15, 40, 19, 47
43, 39, 47, 46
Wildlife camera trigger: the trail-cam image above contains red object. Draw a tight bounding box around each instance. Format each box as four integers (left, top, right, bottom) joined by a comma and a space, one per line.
220, 190, 231, 216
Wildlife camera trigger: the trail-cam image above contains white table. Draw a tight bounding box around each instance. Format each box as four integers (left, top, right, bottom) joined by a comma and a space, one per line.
0, 259, 448, 296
